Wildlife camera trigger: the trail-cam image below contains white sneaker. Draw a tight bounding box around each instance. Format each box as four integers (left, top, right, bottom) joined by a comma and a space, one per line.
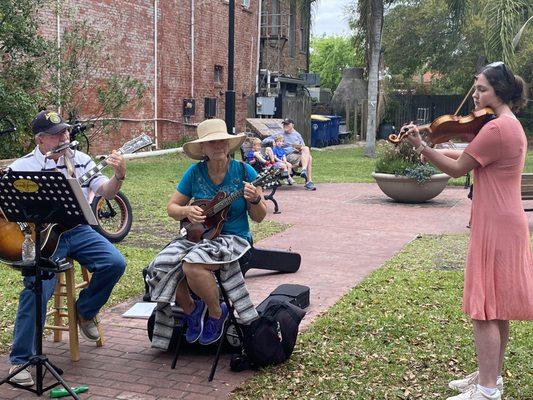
9, 365, 34, 386
449, 371, 504, 394
447, 386, 501, 400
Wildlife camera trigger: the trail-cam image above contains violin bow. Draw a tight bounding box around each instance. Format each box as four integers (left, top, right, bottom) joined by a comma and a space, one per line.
454, 83, 475, 116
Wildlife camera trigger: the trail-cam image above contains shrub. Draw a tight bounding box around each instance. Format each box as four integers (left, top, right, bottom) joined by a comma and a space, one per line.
374, 140, 439, 183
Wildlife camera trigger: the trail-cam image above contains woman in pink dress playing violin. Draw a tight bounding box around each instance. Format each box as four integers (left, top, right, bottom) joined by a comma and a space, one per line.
402, 62, 532, 400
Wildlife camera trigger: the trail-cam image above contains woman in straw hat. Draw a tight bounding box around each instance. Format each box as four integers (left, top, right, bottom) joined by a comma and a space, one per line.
145, 119, 266, 348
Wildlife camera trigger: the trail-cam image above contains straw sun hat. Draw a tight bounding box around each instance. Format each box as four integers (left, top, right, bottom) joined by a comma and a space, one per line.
183, 119, 246, 160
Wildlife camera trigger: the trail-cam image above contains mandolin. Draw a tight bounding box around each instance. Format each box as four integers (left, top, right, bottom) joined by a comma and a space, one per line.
179, 168, 280, 243
0, 134, 153, 264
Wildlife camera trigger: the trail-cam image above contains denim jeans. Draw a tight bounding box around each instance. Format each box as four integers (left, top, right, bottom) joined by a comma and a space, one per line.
9, 225, 126, 365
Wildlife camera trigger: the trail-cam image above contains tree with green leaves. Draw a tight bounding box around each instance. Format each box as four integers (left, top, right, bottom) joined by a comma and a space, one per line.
309, 35, 362, 91
45, 17, 146, 146
381, 0, 485, 94
0, 0, 48, 158
349, 0, 531, 156
382, 0, 531, 93
0, 1, 146, 158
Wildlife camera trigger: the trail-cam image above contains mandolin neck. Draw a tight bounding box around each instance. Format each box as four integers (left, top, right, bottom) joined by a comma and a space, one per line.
210, 188, 245, 215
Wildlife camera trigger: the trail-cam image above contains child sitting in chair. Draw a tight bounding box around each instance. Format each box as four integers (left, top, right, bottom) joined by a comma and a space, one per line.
246, 138, 274, 171
272, 135, 295, 185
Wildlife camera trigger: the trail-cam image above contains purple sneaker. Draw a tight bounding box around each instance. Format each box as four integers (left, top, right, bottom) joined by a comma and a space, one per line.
184, 299, 207, 343
304, 181, 316, 191
199, 303, 229, 345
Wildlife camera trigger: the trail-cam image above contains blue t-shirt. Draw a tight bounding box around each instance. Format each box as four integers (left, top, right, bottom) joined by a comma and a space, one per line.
273, 146, 286, 160
246, 149, 256, 163
177, 159, 258, 242
262, 130, 305, 154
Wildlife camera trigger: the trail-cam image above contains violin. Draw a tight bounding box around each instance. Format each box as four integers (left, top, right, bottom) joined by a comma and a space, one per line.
388, 107, 495, 145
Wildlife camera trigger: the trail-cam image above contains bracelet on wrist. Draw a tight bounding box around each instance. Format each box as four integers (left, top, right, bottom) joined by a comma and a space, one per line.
414, 142, 427, 155
114, 174, 126, 182
249, 196, 262, 205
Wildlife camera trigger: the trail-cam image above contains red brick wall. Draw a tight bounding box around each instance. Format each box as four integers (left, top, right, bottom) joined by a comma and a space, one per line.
38, 0, 260, 154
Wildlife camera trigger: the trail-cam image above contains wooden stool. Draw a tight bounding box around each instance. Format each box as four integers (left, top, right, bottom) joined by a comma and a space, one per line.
45, 263, 104, 361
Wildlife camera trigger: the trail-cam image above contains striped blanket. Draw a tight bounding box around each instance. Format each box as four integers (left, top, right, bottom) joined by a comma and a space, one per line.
145, 235, 259, 350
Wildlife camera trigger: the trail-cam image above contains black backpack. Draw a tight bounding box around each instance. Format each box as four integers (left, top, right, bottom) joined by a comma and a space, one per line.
237, 299, 306, 369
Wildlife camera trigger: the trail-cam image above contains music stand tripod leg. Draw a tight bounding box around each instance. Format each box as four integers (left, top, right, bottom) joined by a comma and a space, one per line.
35, 224, 82, 398
0, 170, 98, 398
0, 223, 81, 400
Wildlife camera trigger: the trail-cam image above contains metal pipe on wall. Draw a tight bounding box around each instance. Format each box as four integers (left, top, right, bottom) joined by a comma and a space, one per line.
56, 0, 62, 113
225, 0, 236, 134
191, 0, 195, 97
255, 0, 262, 94
153, 0, 159, 148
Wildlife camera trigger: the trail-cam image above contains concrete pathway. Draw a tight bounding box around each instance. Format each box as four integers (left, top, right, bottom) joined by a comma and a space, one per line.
1, 183, 512, 399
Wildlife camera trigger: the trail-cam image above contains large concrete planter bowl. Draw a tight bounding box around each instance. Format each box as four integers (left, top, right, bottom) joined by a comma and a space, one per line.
372, 172, 450, 203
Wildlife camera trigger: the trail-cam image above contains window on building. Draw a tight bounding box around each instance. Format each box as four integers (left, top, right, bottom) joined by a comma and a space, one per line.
214, 65, 223, 85
300, 16, 309, 53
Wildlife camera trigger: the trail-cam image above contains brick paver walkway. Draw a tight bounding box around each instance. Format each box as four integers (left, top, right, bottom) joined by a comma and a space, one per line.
3, 183, 517, 399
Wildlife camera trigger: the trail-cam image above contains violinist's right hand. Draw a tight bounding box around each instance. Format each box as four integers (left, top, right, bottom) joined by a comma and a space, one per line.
185, 205, 206, 223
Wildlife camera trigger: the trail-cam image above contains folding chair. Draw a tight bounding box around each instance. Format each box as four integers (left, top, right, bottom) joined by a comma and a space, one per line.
170, 270, 244, 382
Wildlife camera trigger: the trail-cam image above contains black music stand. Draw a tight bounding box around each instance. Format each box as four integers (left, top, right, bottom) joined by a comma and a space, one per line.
0, 170, 97, 399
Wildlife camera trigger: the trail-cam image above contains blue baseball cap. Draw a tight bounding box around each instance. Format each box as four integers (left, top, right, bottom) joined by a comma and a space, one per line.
31, 110, 71, 135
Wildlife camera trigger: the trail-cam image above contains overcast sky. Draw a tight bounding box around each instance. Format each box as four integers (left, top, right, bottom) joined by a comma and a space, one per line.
311, 0, 352, 37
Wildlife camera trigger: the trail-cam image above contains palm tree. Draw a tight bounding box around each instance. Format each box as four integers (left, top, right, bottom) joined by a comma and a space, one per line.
359, 0, 383, 157
447, 0, 531, 71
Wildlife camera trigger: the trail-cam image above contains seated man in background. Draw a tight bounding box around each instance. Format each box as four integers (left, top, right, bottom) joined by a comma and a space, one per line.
262, 118, 316, 191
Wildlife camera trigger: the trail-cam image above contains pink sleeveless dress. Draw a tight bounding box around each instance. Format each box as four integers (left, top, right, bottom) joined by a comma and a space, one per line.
464, 115, 533, 320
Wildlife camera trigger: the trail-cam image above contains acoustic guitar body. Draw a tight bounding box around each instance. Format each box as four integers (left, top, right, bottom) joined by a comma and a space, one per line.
180, 192, 230, 243
0, 214, 25, 263
0, 214, 62, 264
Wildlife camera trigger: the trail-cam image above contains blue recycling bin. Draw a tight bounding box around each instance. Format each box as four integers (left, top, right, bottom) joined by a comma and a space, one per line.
310, 116, 330, 148
325, 115, 341, 145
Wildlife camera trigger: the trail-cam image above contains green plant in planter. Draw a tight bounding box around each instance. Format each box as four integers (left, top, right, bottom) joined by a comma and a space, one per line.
374, 140, 439, 184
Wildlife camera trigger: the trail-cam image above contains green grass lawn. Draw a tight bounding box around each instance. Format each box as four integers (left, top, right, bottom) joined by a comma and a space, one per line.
312, 144, 533, 184
0, 145, 532, 399
231, 234, 532, 399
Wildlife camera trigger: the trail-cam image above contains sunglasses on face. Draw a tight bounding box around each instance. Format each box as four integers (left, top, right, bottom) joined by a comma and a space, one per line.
484, 61, 512, 82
